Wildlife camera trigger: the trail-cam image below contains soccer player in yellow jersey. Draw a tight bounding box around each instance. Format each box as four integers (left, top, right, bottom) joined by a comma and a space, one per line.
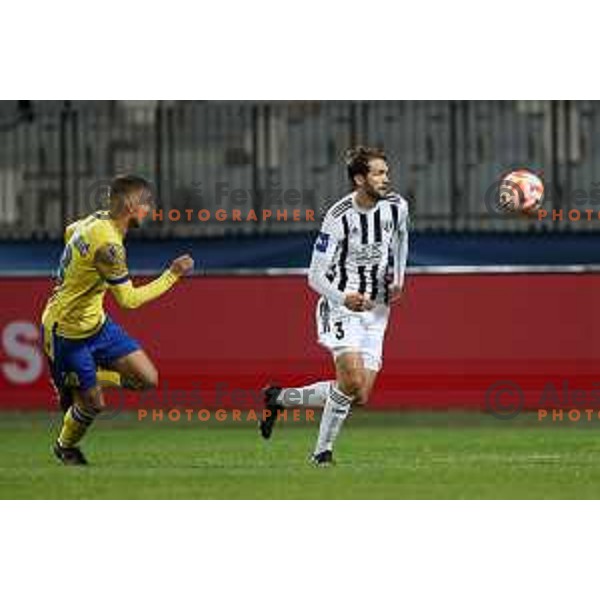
41, 174, 194, 466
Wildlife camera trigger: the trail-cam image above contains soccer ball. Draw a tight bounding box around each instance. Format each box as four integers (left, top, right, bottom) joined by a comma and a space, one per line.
498, 169, 544, 214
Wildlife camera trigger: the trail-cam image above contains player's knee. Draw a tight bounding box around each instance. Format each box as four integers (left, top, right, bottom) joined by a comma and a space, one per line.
79, 387, 106, 414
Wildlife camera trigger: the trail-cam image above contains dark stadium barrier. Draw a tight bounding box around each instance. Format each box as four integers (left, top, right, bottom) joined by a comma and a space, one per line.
1, 273, 598, 413
4, 232, 600, 274
3, 100, 600, 240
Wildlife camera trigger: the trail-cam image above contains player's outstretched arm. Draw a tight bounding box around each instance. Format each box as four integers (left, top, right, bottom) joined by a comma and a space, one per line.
95, 243, 194, 310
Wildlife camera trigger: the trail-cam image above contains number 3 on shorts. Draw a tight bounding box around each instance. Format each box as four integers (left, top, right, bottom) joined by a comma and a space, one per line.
334, 321, 344, 340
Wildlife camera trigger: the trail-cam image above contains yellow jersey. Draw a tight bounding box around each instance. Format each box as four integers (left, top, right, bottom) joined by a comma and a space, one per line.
42, 210, 179, 341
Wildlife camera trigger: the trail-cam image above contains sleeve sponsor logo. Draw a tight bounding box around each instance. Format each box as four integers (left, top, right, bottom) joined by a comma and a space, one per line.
315, 232, 330, 253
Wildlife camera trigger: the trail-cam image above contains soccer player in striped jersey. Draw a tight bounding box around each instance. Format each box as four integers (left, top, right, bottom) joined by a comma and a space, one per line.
259, 146, 409, 465
41, 175, 194, 465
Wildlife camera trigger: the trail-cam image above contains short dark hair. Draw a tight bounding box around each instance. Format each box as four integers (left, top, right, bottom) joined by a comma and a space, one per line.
345, 146, 387, 185
109, 174, 153, 214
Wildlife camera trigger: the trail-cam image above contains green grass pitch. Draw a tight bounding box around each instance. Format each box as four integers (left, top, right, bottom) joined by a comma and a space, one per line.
2, 410, 600, 499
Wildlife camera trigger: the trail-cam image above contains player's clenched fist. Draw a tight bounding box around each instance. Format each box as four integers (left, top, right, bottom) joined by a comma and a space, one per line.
169, 254, 195, 277
344, 292, 373, 312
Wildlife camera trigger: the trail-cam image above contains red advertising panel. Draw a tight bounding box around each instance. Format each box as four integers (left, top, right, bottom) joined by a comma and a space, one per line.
1, 274, 599, 411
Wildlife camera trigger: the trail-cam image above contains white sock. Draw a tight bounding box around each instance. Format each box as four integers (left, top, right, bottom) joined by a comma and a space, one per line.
276, 381, 333, 408
314, 384, 352, 454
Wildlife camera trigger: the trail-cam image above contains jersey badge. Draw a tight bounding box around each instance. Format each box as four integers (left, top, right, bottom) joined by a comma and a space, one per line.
315, 232, 330, 252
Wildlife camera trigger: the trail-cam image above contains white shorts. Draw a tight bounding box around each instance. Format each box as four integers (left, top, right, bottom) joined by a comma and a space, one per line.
315, 297, 390, 372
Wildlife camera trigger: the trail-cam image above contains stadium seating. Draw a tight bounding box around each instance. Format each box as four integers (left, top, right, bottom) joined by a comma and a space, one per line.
1, 100, 600, 238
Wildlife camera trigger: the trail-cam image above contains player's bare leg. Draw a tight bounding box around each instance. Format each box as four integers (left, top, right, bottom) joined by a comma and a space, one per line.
311, 351, 366, 466
354, 368, 378, 407
54, 385, 106, 466
110, 349, 159, 390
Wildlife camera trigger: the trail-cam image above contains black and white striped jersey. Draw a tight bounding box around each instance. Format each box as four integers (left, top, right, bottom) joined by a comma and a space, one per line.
308, 191, 409, 306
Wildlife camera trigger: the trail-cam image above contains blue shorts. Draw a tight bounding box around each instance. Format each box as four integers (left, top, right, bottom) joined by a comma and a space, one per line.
44, 317, 140, 396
